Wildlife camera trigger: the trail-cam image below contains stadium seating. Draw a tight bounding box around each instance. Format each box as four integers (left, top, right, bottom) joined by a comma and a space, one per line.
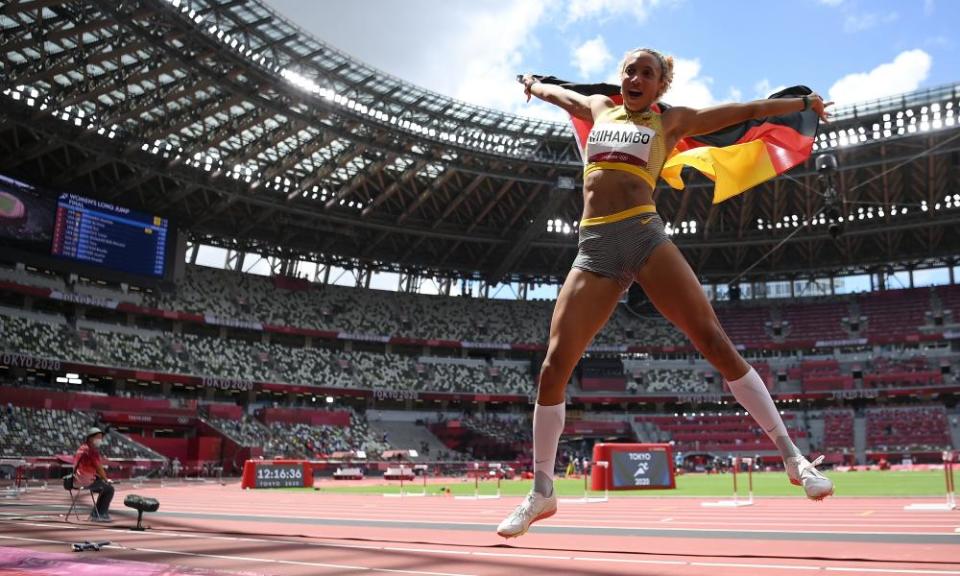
208, 413, 389, 459
863, 356, 941, 388
0, 406, 163, 461
820, 409, 855, 452
636, 413, 806, 454
865, 406, 951, 452
642, 368, 714, 394
207, 415, 273, 449
0, 262, 948, 355
714, 303, 771, 345
0, 263, 956, 404
429, 414, 531, 460
858, 288, 932, 339
462, 414, 532, 447
779, 299, 849, 341
0, 314, 536, 395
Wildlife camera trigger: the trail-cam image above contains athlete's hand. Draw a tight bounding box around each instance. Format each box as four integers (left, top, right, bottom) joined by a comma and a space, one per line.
809, 93, 833, 123
520, 74, 538, 103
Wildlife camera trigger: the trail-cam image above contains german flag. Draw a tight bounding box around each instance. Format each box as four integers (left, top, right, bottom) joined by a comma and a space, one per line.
533, 76, 820, 204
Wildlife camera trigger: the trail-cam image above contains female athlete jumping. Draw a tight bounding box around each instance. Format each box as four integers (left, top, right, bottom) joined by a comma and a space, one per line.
498, 47, 834, 539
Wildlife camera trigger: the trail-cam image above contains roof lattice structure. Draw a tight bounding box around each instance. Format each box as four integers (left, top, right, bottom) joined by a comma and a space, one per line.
2, 0, 959, 285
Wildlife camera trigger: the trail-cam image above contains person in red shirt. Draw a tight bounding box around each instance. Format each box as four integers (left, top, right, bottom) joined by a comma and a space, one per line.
73, 427, 114, 522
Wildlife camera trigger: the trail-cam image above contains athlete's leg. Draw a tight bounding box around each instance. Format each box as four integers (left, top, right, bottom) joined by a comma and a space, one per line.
634, 242, 795, 452
535, 268, 623, 494
497, 268, 622, 537
634, 242, 832, 499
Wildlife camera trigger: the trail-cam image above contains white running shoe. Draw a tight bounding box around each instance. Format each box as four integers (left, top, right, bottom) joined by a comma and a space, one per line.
786, 454, 834, 501
496, 490, 557, 538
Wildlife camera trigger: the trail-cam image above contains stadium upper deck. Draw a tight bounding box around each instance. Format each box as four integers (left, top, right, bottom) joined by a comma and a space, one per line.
1, 0, 959, 285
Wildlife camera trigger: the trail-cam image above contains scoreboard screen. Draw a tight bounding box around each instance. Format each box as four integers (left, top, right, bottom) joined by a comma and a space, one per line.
253, 462, 305, 489
610, 449, 673, 489
51, 193, 170, 278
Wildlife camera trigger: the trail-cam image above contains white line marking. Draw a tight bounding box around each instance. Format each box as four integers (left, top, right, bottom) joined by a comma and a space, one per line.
541, 522, 960, 537
691, 562, 820, 571
13, 521, 82, 529
0, 535, 65, 545
472, 552, 571, 560
825, 568, 960, 575
571, 556, 687, 566
14, 507, 956, 536
382, 547, 470, 555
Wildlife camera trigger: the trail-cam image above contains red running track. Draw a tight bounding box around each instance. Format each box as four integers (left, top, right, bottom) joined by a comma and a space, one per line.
1, 481, 958, 575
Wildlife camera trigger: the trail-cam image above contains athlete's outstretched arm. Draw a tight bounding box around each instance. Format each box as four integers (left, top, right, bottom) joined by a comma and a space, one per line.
665, 94, 833, 140
519, 74, 612, 121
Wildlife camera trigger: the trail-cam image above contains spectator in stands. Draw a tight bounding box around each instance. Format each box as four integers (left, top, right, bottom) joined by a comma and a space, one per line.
73, 427, 114, 522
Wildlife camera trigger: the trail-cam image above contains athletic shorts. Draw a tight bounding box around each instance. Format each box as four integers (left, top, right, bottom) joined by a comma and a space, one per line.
571, 204, 671, 290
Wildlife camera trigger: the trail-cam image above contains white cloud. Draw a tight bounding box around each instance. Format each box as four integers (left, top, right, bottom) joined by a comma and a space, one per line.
828, 49, 932, 105
571, 36, 612, 79
843, 11, 898, 33
565, 0, 667, 24
753, 79, 786, 99
448, 2, 553, 116
660, 57, 718, 108
264, 1, 555, 119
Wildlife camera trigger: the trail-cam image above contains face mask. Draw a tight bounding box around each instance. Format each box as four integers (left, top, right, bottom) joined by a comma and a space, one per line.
92, 439, 103, 448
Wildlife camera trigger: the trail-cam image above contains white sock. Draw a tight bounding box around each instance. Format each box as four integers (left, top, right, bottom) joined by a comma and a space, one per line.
532, 402, 565, 497
726, 367, 800, 460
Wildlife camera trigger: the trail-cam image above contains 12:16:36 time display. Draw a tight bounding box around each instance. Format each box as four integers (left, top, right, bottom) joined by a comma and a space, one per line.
256, 467, 303, 480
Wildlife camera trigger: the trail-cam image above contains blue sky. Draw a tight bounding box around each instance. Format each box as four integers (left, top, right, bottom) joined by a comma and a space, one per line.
266, 0, 957, 122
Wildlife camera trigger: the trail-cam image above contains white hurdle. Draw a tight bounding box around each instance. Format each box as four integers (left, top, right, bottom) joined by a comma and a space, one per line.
558, 461, 609, 504
454, 463, 501, 500
904, 451, 956, 511
383, 465, 427, 498
702, 457, 754, 507
0, 459, 29, 499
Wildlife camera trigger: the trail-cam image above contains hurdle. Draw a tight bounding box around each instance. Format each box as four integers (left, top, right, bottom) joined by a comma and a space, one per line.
0, 459, 28, 499
904, 450, 956, 511
702, 457, 754, 507
558, 461, 609, 503
454, 463, 501, 500
383, 465, 426, 498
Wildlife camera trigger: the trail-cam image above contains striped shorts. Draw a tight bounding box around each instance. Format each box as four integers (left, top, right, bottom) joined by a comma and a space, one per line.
571, 204, 671, 290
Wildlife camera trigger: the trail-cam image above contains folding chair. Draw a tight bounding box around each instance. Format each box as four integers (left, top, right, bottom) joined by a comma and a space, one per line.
63, 471, 100, 522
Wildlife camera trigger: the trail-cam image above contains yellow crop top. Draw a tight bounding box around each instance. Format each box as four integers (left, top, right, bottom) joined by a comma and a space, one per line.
583, 105, 668, 189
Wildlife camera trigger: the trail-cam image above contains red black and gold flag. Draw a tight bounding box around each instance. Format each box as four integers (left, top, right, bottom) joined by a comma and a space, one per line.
533, 76, 820, 204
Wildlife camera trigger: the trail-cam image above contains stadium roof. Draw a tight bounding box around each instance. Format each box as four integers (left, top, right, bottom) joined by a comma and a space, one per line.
1, 0, 959, 285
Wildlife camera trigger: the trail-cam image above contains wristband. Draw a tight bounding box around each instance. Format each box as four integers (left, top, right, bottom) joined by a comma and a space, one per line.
802, 95, 811, 111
